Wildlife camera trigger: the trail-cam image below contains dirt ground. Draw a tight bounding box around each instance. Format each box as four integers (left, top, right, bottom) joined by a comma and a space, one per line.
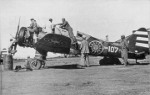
1, 57, 150, 95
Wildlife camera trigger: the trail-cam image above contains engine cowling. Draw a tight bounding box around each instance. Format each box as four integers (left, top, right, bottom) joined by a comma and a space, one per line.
89, 40, 104, 55
17, 27, 26, 47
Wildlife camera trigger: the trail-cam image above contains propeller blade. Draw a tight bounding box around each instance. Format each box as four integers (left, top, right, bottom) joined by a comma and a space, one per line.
10, 17, 21, 55
15, 17, 21, 40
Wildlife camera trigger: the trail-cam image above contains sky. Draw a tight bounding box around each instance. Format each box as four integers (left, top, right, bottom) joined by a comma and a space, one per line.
0, 0, 150, 58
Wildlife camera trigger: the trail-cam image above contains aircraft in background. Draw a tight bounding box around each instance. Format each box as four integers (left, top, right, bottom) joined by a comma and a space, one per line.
76, 28, 150, 65
10, 19, 150, 69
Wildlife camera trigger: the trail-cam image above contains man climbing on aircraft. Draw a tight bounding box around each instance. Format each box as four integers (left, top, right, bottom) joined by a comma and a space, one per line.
55, 18, 76, 44
120, 35, 129, 66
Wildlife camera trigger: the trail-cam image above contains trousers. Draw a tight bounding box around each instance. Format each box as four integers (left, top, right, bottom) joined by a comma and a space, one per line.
80, 53, 90, 66
121, 49, 128, 66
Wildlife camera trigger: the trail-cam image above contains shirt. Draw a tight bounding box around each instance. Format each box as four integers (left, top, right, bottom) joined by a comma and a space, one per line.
44, 22, 54, 33
80, 39, 89, 53
120, 39, 128, 50
30, 21, 38, 29
61, 21, 71, 31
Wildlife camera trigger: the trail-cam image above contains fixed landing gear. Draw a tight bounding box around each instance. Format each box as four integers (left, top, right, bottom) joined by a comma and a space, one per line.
29, 59, 45, 70
99, 57, 121, 65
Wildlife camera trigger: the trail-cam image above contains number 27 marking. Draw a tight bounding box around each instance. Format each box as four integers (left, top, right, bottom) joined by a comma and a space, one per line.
108, 46, 118, 53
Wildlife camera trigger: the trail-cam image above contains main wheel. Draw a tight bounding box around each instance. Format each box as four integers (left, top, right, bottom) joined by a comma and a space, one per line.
99, 57, 121, 65
112, 58, 121, 65
99, 59, 103, 65
30, 59, 42, 70
99, 58, 106, 65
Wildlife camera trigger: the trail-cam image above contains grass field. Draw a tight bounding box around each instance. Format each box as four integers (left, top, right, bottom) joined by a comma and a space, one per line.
0, 56, 150, 95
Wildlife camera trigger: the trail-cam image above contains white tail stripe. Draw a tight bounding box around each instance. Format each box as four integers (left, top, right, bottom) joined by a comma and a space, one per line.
134, 31, 148, 35
136, 37, 148, 41
136, 43, 149, 48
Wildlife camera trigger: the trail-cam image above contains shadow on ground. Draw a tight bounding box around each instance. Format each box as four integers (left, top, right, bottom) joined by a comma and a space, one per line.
44, 63, 149, 69
45, 64, 84, 69
129, 62, 150, 66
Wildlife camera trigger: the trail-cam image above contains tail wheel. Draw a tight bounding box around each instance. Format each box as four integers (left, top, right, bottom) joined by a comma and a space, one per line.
30, 59, 42, 70
99, 59, 104, 65
99, 58, 106, 65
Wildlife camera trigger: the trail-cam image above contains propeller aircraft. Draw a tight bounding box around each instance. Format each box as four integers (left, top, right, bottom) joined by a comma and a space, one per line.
9, 18, 150, 69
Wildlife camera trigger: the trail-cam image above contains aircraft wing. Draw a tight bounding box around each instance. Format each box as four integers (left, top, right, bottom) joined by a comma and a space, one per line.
76, 31, 104, 42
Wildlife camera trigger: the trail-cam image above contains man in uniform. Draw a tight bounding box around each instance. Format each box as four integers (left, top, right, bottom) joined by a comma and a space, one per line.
49, 18, 55, 33
25, 56, 33, 71
28, 18, 38, 32
79, 35, 90, 67
43, 18, 55, 33
26, 18, 39, 43
120, 35, 129, 66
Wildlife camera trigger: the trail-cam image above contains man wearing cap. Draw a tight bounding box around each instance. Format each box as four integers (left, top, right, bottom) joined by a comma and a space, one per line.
120, 35, 129, 66
79, 35, 90, 67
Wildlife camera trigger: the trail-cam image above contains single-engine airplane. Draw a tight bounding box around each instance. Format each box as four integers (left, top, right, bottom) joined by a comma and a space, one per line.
76, 28, 150, 65
10, 19, 150, 69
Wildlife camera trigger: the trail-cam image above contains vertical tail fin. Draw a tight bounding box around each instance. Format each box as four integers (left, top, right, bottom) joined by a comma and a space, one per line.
128, 28, 149, 53
147, 29, 150, 53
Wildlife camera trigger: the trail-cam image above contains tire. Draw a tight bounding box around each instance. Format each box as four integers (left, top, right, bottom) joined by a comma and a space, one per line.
99, 59, 105, 65
30, 59, 42, 70
99, 60, 102, 65
114, 58, 121, 65
99, 57, 121, 65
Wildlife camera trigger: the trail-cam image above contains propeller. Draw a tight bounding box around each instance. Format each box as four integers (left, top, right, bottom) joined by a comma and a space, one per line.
9, 17, 21, 55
